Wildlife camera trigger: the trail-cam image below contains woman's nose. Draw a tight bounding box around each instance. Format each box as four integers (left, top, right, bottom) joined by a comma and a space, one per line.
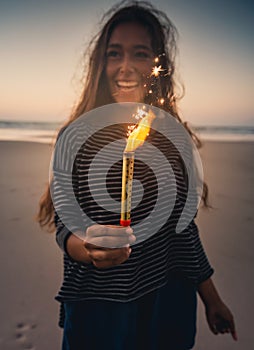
119, 55, 135, 74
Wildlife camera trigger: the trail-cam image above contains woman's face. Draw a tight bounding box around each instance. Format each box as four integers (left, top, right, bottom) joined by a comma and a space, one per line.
106, 22, 154, 103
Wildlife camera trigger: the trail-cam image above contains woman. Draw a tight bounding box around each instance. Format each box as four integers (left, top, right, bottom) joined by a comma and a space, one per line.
37, 1, 237, 349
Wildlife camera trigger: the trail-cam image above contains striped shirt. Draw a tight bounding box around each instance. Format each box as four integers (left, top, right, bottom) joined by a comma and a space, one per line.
53, 113, 214, 328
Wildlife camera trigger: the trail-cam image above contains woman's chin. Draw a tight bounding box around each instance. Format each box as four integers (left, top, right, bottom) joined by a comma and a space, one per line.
113, 89, 144, 103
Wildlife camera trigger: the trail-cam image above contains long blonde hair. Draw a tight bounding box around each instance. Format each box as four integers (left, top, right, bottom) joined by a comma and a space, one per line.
36, 0, 208, 232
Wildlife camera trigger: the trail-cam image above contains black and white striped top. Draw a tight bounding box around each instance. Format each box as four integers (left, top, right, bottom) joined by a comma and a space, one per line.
52, 111, 214, 328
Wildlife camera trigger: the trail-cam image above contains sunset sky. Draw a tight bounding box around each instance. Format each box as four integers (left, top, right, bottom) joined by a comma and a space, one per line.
1, 0, 253, 125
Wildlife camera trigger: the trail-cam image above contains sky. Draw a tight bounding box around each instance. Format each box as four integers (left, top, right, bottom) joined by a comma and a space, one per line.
0, 0, 253, 126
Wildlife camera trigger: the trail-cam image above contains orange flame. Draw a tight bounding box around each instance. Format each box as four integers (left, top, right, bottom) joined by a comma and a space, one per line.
125, 109, 156, 152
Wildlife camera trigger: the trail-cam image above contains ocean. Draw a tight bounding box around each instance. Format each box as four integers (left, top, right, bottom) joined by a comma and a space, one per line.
0, 120, 254, 144
0, 121, 61, 144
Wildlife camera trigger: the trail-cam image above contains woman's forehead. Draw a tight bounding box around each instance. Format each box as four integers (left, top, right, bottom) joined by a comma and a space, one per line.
108, 22, 152, 48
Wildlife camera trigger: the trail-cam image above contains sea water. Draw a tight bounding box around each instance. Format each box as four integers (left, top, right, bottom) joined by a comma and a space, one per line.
0, 120, 254, 143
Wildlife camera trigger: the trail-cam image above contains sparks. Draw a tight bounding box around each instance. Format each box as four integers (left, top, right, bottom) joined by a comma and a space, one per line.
164, 67, 172, 76
127, 124, 136, 137
154, 57, 159, 63
160, 98, 165, 105
151, 65, 164, 77
125, 109, 156, 152
127, 108, 149, 137
135, 107, 147, 119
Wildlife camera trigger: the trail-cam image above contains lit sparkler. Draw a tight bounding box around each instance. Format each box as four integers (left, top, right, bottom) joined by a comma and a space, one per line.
120, 109, 156, 226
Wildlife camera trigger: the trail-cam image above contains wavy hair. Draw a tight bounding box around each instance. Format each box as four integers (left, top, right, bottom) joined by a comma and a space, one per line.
36, 0, 209, 232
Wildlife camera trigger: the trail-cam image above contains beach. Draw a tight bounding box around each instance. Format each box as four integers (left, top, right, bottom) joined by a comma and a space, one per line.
0, 140, 253, 350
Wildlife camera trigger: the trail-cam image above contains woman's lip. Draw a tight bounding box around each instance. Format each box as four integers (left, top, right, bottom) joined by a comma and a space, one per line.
116, 81, 139, 88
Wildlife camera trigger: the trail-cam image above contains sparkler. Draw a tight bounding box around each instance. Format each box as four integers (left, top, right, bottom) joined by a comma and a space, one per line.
120, 55, 167, 226
120, 109, 156, 226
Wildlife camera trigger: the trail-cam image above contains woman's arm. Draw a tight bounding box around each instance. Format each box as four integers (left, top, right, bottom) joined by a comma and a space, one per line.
198, 277, 237, 341
184, 219, 237, 340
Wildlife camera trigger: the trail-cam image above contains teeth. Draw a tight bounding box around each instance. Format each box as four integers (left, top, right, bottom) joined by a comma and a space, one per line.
117, 81, 138, 88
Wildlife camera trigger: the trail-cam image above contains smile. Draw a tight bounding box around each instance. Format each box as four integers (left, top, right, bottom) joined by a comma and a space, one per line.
116, 81, 139, 91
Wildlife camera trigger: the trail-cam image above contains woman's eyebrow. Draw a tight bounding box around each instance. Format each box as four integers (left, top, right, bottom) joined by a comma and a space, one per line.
107, 43, 152, 51
107, 44, 121, 49
133, 44, 152, 51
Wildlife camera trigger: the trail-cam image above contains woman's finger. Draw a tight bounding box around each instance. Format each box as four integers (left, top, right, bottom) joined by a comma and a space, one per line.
85, 234, 136, 248
228, 318, 238, 341
91, 248, 132, 268
86, 224, 133, 238
88, 246, 131, 262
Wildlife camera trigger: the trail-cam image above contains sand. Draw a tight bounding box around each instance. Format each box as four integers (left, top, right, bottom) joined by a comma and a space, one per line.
0, 140, 253, 350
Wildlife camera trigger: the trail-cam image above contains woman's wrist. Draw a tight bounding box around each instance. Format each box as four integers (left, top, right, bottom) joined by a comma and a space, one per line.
197, 278, 223, 308
66, 233, 92, 264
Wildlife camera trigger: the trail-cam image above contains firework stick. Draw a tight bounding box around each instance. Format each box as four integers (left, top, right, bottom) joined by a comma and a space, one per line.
120, 152, 135, 227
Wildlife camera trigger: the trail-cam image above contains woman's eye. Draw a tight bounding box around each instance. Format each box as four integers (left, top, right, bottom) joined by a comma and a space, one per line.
106, 50, 120, 58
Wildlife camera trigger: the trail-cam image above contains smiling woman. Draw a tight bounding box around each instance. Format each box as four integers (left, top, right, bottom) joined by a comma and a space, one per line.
106, 22, 154, 103
37, 1, 236, 349
58, 0, 183, 119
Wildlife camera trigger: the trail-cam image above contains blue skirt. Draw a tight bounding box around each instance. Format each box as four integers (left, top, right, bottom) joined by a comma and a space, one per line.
62, 273, 197, 350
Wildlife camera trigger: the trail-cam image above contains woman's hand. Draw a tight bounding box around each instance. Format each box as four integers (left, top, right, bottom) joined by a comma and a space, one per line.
205, 300, 237, 340
198, 278, 237, 341
84, 224, 136, 268
66, 224, 136, 268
